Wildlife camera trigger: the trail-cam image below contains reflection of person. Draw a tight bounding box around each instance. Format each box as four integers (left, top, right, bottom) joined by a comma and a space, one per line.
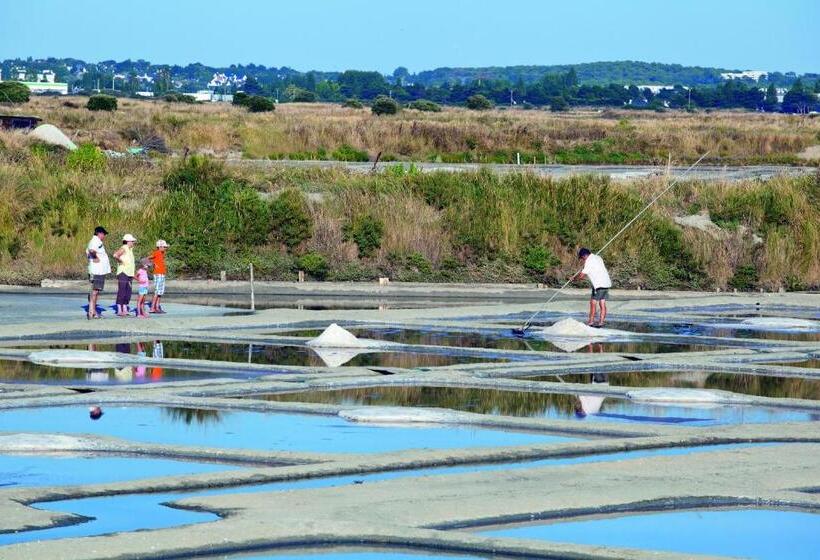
89, 406, 103, 420
149, 240, 169, 314
113, 234, 137, 317
85, 226, 110, 319
86, 369, 110, 383
151, 341, 164, 381
572, 248, 612, 328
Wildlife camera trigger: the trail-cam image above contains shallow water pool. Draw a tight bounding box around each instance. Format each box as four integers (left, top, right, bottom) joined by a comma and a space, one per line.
0, 454, 241, 488
1, 444, 772, 547
527, 370, 820, 400
252, 386, 817, 425
479, 509, 820, 559
0, 406, 576, 453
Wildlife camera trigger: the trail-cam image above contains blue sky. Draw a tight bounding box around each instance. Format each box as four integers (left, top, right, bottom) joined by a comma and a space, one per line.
1, 0, 817, 73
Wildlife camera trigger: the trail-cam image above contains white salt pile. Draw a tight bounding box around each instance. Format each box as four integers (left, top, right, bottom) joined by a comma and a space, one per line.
339, 406, 466, 425
28, 350, 127, 368
539, 318, 628, 338
306, 323, 395, 367
626, 388, 728, 404
306, 323, 367, 347
740, 317, 819, 330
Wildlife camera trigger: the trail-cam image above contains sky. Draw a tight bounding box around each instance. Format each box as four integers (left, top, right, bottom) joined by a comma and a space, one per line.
1, 0, 817, 73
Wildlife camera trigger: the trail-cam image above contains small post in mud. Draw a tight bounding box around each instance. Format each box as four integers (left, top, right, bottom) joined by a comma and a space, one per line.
249, 263, 255, 312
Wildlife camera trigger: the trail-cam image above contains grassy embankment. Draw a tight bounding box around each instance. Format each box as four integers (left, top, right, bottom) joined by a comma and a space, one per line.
12, 96, 820, 165
0, 133, 817, 290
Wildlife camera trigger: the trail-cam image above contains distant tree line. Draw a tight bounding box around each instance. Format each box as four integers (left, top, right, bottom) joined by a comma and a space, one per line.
2, 57, 818, 113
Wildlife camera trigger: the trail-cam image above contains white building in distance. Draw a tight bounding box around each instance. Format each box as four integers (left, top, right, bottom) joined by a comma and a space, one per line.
721, 70, 768, 81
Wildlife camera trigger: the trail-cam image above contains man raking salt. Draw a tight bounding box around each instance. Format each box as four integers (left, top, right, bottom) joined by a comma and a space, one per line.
572, 247, 611, 328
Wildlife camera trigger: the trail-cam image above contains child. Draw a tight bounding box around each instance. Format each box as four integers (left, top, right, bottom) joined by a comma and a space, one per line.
149, 239, 169, 313
135, 258, 151, 318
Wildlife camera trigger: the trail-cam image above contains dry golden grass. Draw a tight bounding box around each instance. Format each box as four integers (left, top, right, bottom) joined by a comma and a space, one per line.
6, 96, 819, 164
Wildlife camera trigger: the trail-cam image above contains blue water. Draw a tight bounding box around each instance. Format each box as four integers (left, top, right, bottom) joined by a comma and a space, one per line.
0, 454, 241, 488
223, 553, 481, 560
0, 444, 774, 547
0, 406, 574, 453
480, 509, 820, 559
0, 492, 218, 546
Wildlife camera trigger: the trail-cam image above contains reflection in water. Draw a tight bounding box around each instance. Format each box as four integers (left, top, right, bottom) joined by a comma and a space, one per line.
263, 386, 583, 417
256, 383, 817, 424
161, 407, 225, 426
530, 371, 820, 400
280, 328, 721, 354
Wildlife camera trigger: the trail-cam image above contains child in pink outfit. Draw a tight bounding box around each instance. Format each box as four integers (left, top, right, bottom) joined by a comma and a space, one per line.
135, 259, 151, 318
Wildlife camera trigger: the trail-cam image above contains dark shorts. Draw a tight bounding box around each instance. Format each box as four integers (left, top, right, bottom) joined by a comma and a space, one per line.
591, 287, 609, 301
90, 274, 106, 291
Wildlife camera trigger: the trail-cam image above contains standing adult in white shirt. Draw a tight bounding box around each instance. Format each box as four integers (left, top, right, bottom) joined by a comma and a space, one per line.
86, 226, 111, 319
572, 247, 612, 327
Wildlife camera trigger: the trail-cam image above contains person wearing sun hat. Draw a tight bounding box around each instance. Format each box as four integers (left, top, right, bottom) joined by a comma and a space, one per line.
149, 239, 169, 313
112, 233, 137, 317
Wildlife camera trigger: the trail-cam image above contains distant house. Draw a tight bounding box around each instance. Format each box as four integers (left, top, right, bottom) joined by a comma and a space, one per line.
721, 70, 768, 81
0, 115, 43, 129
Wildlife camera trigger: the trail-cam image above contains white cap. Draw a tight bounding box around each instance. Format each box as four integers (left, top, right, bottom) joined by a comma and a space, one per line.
156, 239, 169, 248
122, 234, 137, 242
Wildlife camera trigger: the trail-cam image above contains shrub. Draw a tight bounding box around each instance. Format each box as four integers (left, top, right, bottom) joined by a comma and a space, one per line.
729, 264, 759, 291
163, 92, 197, 103
163, 156, 228, 194
291, 89, 317, 102
344, 214, 384, 257
466, 94, 493, 110
371, 95, 400, 115
229, 186, 271, 246
408, 99, 441, 112
332, 144, 369, 162
270, 189, 313, 251
298, 252, 329, 279
86, 94, 117, 111
343, 98, 363, 108
246, 96, 275, 113
0, 81, 30, 103
232, 92, 251, 106
66, 143, 106, 171
549, 96, 569, 112
522, 245, 559, 277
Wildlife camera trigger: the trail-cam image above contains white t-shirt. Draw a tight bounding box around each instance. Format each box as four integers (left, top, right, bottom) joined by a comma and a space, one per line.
582, 254, 611, 289
87, 236, 111, 276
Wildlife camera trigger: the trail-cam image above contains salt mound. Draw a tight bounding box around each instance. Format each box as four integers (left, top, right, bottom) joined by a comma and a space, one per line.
339, 406, 466, 425
30, 124, 77, 151
740, 317, 819, 330
29, 350, 127, 368
539, 318, 628, 338
626, 388, 725, 404
307, 323, 373, 348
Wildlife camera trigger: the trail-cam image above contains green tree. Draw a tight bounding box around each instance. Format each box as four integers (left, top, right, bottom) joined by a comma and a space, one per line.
86, 94, 117, 111
764, 84, 779, 111
371, 95, 400, 115
0, 81, 30, 103
465, 94, 493, 110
